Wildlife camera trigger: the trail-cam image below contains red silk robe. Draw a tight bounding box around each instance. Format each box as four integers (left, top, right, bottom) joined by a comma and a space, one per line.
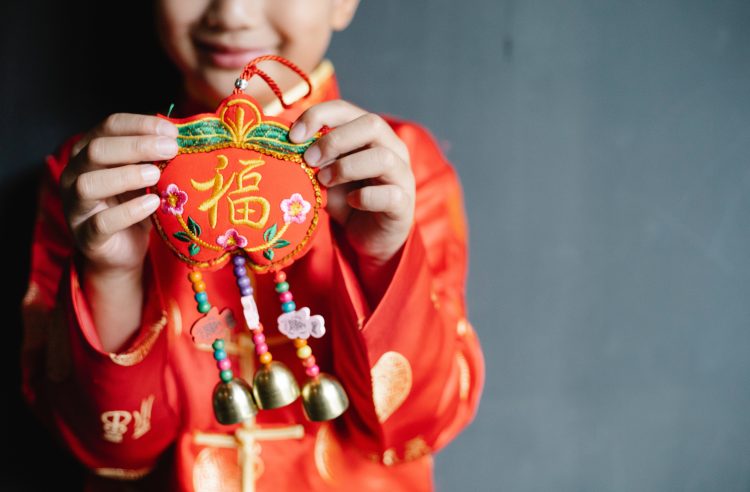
20, 61, 485, 492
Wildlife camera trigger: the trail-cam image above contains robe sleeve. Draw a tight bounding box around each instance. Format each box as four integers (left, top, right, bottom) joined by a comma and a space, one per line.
19, 135, 180, 478
326, 120, 486, 464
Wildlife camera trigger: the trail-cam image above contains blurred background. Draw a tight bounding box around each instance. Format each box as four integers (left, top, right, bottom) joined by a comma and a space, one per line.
3, 0, 750, 490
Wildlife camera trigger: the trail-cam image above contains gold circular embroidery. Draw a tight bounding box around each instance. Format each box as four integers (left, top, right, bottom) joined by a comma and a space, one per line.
371, 351, 412, 423
193, 447, 241, 492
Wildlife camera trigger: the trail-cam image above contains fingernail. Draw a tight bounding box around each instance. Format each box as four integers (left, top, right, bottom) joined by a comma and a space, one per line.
142, 194, 160, 212
317, 167, 332, 185
304, 145, 320, 166
157, 121, 179, 137
289, 122, 307, 143
156, 137, 178, 156
141, 164, 161, 183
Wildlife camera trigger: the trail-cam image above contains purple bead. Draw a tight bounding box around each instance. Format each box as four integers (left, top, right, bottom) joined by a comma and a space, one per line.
237, 276, 251, 288
240, 287, 253, 297
232, 256, 246, 266
233, 266, 247, 278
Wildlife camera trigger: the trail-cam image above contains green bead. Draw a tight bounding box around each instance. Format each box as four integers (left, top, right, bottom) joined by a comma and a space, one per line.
212, 339, 225, 351
197, 302, 211, 313
220, 370, 233, 382
274, 281, 289, 293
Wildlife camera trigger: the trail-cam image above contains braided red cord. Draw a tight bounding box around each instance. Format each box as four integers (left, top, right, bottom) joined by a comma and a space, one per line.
232, 55, 313, 108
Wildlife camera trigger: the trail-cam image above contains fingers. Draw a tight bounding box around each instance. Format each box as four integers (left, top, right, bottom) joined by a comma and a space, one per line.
73, 164, 161, 202
288, 100, 408, 166
345, 184, 413, 220
316, 147, 409, 188
72, 113, 178, 157
62, 135, 177, 191
75, 194, 161, 251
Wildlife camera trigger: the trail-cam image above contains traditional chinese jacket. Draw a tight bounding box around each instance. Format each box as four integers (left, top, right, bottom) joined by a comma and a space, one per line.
20, 60, 485, 492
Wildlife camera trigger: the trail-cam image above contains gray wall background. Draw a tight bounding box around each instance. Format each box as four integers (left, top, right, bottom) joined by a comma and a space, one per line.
3, 0, 749, 491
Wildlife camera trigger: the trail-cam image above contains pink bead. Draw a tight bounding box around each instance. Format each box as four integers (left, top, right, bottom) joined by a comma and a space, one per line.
255, 342, 269, 355
302, 355, 316, 368
305, 365, 320, 377
217, 359, 231, 371
253, 333, 266, 345
279, 291, 293, 303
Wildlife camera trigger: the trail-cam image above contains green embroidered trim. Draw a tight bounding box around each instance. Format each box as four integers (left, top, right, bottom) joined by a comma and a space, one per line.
176, 119, 315, 156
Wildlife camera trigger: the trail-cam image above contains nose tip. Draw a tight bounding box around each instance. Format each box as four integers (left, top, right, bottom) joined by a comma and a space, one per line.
204, 0, 260, 30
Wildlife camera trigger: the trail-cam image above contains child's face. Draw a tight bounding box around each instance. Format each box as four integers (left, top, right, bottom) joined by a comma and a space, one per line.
156, 0, 358, 109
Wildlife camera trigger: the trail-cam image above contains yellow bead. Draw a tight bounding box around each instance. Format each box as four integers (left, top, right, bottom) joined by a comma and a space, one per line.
259, 352, 273, 365
296, 345, 312, 359
293, 338, 308, 348
188, 271, 202, 283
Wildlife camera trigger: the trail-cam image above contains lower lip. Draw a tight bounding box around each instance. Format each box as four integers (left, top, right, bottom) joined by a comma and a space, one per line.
199, 47, 273, 69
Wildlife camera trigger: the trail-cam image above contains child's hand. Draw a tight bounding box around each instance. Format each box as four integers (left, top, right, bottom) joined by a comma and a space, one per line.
289, 101, 416, 267
59, 114, 179, 275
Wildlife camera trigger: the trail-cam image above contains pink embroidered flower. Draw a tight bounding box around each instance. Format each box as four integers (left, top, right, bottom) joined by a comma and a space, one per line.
280, 193, 311, 224
216, 228, 248, 250
161, 183, 188, 215
277, 307, 326, 340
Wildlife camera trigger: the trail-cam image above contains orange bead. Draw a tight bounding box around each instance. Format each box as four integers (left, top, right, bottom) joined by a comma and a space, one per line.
274, 270, 286, 283
293, 338, 308, 348
192, 281, 207, 293
259, 352, 273, 365
188, 271, 203, 283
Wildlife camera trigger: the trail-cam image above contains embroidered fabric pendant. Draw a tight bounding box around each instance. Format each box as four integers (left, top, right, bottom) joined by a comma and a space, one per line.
148, 56, 349, 424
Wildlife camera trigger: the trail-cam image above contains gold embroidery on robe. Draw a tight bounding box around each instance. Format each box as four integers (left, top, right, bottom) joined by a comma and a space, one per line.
101, 410, 132, 443
133, 394, 155, 439
108, 312, 168, 366
371, 351, 412, 423
403, 436, 431, 461
94, 467, 152, 480
455, 352, 471, 401
168, 298, 183, 338
375, 436, 431, 467
314, 422, 346, 484
193, 447, 241, 492
457, 317, 469, 337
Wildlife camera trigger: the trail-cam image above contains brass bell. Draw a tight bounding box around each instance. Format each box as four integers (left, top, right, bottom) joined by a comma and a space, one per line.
252, 361, 300, 410
212, 377, 258, 425
301, 373, 350, 421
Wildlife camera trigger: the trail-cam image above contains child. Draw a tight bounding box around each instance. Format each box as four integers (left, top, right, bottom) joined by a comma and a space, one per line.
20, 0, 485, 490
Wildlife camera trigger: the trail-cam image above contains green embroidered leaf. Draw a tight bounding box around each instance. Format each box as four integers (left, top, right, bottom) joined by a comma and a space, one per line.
173, 231, 191, 242
188, 243, 200, 256
263, 223, 278, 242
263, 249, 275, 261
187, 216, 202, 236
177, 118, 232, 149
245, 123, 317, 156
272, 239, 290, 249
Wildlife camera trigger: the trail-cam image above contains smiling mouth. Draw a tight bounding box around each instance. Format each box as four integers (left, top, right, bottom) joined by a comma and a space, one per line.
195, 40, 276, 69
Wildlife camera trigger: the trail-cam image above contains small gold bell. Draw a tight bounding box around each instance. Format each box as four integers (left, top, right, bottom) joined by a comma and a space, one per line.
301, 373, 350, 421
252, 361, 300, 410
212, 378, 258, 425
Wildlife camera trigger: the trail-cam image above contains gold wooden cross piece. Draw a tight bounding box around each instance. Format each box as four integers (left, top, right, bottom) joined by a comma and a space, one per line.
194, 330, 303, 492
194, 420, 305, 492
